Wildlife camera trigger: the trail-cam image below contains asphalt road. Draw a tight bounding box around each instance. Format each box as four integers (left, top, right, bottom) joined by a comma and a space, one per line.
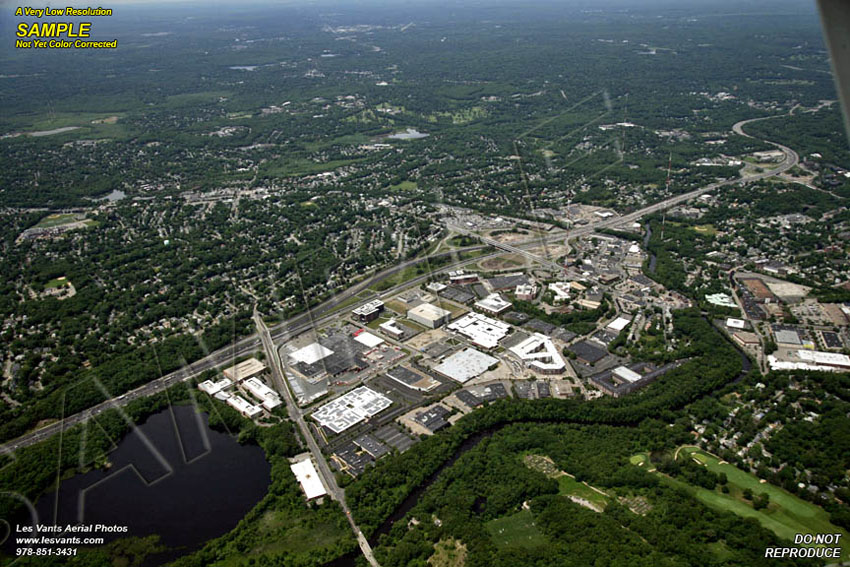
0, 115, 798, 456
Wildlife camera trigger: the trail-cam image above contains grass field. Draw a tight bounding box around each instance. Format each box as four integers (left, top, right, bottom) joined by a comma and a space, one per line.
692, 224, 718, 236
212, 508, 351, 566
390, 180, 418, 191
557, 475, 610, 511
485, 509, 547, 549
34, 213, 81, 228
648, 447, 849, 555
44, 277, 70, 289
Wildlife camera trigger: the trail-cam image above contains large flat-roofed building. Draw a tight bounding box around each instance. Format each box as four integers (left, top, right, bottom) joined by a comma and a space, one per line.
222, 358, 267, 382
738, 277, 778, 303
568, 340, 608, 365
606, 316, 631, 333
449, 270, 479, 285
243, 377, 282, 411
290, 458, 327, 500
508, 333, 566, 374
198, 378, 232, 396
487, 273, 528, 291
353, 330, 384, 349
447, 312, 511, 349
226, 394, 263, 419
474, 293, 512, 315
612, 366, 642, 383
386, 366, 440, 391
407, 303, 452, 328
769, 350, 850, 372
312, 386, 392, 434
433, 348, 499, 383
352, 299, 385, 322
290, 334, 370, 381
413, 405, 451, 433
290, 343, 334, 366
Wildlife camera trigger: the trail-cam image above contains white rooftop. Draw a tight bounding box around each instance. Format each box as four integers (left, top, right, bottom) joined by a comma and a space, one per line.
726, 318, 746, 329
433, 348, 499, 383
407, 302, 452, 321
447, 312, 511, 349
354, 331, 385, 348
706, 293, 738, 308
312, 386, 392, 434
613, 366, 642, 383
508, 333, 565, 372
606, 316, 631, 333
290, 459, 327, 499
474, 293, 512, 313
291, 342, 334, 365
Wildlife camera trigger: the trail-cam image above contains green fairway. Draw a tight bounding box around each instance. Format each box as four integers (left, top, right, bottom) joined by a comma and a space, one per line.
485, 509, 547, 549
647, 447, 850, 555
44, 277, 70, 289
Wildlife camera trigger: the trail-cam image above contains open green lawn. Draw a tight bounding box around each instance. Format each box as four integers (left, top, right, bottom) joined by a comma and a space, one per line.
34, 213, 80, 228
485, 509, 547, 549
557, 475, 609, 510
650, 447, 849, 555
390, 180, 418, 191
44, 277, 70, 289
692, 224, 718, 236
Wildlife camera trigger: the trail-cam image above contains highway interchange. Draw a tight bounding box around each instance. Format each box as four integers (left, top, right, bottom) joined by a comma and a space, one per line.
0, 116, 799, 461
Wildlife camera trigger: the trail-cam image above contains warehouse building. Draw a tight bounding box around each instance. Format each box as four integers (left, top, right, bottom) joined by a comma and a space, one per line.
312, 386, 392, 434
386, 365, 440, 391
433, 348, 499, 383
407, 303, 452, 328
290, 458, 327, 500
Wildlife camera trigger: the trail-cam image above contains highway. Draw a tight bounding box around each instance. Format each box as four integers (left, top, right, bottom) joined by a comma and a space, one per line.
254, 310, 381, 567
0, 114, 797, 456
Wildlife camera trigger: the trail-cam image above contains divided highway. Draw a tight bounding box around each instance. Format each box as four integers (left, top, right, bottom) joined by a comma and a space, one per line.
0, 115, 798, 457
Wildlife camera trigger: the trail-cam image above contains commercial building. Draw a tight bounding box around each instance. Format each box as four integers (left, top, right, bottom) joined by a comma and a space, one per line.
386, 365, 440, 391
568, 340, 608, 365
290, 458, 327, 500
407, 303, 453, 328
226, 394, 263, 419
612, 366, 642, 384
769, 350, 850, 372
447, 312, 511, 349
379, 319, 406, 339
413, 405, 452, 433
726, 318, 746, 330
515, 283, 538, 301
732, 331, 760, 347
487, 273, 528, 291
290, 334, 370, 381
353, 330, 384, 349
433, 348, 499, 383
198, 378, 232, 396
426, 282, 448, 293
606, 316, 631, 333
508, 333, 566, 374
548, 282, 571, 303
243, 377, 282, 411
312, 386, 392, 434
449, 270, 479, 285
222, 358, 266, 382
352, 299, 385, 322
474, 293, 512, 315
439, 286, 475, 305
706, 293, 738, 309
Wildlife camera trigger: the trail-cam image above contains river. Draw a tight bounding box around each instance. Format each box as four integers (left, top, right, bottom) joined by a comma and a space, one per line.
24, 406, 270, 565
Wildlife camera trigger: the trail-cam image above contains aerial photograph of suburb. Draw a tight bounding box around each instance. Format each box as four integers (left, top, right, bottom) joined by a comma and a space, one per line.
1, 0, 850, 565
